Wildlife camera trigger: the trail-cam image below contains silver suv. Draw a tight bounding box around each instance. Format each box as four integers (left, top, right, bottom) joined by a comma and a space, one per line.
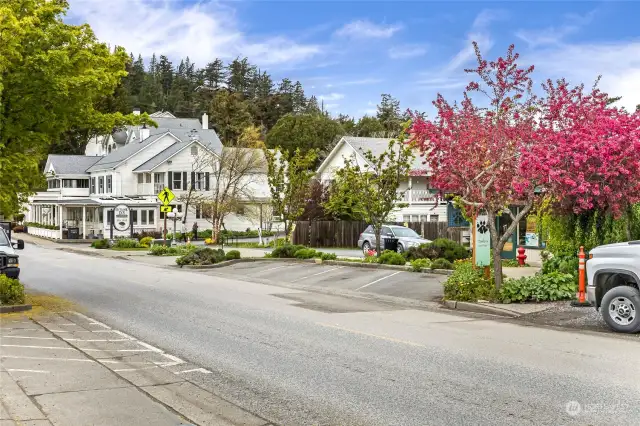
357, 225, 430, 254
586, 241, 640, 333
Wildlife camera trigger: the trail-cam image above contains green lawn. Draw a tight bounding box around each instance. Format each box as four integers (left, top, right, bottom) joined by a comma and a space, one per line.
109, 247, 150, 251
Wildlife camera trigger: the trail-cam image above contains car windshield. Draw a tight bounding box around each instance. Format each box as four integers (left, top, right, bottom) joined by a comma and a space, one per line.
392, 227, 420, 238
0, 230, 9, 246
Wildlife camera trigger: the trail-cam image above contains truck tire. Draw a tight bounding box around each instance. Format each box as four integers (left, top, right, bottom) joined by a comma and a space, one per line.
600, 285, 640, 333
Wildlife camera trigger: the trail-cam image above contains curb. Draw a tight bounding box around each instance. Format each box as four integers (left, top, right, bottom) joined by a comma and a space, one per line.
176, 257, 453, 277
442, 300, 521, 318
0, 304, 32, 314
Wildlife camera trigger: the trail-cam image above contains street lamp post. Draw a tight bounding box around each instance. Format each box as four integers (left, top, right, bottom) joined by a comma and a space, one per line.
167, 211, 184, 246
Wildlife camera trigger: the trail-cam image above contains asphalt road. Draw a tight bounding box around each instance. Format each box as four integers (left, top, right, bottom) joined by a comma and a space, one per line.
16, 243, 640, 425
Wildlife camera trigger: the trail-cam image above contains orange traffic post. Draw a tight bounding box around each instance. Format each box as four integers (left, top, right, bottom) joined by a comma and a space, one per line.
571, 246, 591, 307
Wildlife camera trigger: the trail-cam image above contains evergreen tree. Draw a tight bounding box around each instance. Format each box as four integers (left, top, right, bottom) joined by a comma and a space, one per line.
292, 81, 307, 114
305, 95, 321, 114
208, 90, 253, 145
376, 93, 402, 135
203, 58, 226, 88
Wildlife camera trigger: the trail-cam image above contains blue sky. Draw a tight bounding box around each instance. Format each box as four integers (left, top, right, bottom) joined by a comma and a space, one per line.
68, 1, 640, 118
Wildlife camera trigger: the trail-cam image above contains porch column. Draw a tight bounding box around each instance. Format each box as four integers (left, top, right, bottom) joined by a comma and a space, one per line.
408, 176, 413, 204
58, 205, 63, 239
82, 205, 86, 239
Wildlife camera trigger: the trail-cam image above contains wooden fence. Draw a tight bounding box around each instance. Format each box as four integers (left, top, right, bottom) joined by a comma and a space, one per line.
292, 220, 469, 248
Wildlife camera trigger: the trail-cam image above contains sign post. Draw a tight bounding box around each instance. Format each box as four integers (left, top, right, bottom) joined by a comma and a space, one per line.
474, 213, 491, 274
157, 187, 175, 247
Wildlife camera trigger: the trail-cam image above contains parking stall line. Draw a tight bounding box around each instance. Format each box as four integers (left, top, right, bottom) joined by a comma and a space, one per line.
252, 264, 292, 274
292, 267, 345, 283
355, 271, 402, 291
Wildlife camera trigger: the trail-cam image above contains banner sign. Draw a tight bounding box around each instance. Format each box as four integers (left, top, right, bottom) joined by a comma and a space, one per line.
474, 214, 491, 266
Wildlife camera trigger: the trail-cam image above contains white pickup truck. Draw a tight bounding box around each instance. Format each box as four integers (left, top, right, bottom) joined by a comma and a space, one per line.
586, 241, 640, 333
0, 227, 23, 279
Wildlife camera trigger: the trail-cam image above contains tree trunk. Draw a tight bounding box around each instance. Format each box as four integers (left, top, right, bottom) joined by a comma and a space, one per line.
486, 210, 504, 289
212, 218, 222, 244
283, 219, 290, 243
375, 227, 381, 256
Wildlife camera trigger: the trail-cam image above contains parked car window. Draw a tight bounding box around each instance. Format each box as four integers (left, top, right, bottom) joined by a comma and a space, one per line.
381, 226, 393, 236
392, 227, 420, 238
364, 225, 374, 234
0, 229, 9, 246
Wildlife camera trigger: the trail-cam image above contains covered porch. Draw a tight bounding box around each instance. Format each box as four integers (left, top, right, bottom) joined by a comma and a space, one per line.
28, 199, 102, 240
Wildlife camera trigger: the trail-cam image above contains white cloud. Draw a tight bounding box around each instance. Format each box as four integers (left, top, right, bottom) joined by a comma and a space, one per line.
388, 45, 427, 59
319, 93, 345, 101
415, 77, 467, 91
326, 78, 383, 88
67, 0, 322, 67
360, 108, 377, 116
527, 41, 640, 112
335, 19, 402, 39
323, 103, 340, 111
516, 10, 595, 48
445, 9, 506, 72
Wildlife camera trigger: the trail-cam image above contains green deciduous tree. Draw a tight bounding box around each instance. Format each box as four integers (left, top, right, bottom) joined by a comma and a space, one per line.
324, 130, 414, 254
0, 0, 144, 215
355, 115, 385, 137
266, 113, 344, 154
264, 147, 317, 241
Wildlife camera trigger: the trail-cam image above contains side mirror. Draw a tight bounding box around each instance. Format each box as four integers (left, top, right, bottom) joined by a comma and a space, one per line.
14, 239, 25, 250
386, 232, 394, 237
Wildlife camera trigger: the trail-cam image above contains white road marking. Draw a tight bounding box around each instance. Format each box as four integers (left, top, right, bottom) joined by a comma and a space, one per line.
114, 366, 160, 372
1, 336, 57, 340
254, 264, 291, 273
69, 312, 112, 329
155, 353, 185, 367
293, 267, 345, 282
7, 369, 50, 374
0, 344, 75, 350
355, 271, 402, 291
100, 360, 156, 365
137, 341, 163, 353
177, 368, 211, 374
79, 348, 156, 352
63, 338, 131, 342
0, 329, 40, 332
0, 356, 93, 362
109, 330, 135, 340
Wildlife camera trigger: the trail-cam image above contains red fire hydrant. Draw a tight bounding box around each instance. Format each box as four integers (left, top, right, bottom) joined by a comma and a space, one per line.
516, 247, 527, 266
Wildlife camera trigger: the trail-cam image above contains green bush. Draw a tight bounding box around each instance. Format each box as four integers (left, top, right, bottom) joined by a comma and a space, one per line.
139, 236, 153, 248
542, 254, 579, 277
404, 238, 470, 262
113, 238, 141, 249
499, 272, 576, 303
0, 275, 25, 305
225, 250, 241, 260
294, 248, 319, 259
378, 250, 406, 265
150, 244, 196, 256
91, 239, 110, 249
176, 248, 226, 266
431, 258, 454, 270
410, 258, 431, 272
443, 262, 496, 302
320, 252, 337, 261
271, 244, 306, 258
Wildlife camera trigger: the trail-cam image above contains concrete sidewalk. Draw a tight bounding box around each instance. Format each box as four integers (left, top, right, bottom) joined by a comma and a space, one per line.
1, 311, 270, 426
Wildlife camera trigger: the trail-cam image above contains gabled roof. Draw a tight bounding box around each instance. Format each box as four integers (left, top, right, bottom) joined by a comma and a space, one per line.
318, 136, 428, 174
44, 155, 101, 176
86, 131, 174, 172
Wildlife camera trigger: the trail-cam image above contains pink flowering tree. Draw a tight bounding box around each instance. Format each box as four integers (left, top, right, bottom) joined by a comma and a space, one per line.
410, 43, 640, 288
524, 79, 640, 220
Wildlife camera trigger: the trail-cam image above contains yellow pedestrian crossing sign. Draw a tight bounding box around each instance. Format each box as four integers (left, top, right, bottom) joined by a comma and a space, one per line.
157, 187, 175, 205
160, 205, 173, 213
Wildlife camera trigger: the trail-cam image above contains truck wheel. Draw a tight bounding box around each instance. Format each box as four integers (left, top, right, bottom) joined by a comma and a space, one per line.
601, 285, 640, 333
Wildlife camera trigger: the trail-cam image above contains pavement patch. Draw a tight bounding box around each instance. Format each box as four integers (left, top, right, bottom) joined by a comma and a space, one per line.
273, 292, 405, 313
36, 387, 183, 426
0, 371, 48, 422
142, 381, 269, 426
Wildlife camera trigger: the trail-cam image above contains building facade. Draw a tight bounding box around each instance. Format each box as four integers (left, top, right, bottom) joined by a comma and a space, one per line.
25, 111, 272, 240
316, 136, 449, 223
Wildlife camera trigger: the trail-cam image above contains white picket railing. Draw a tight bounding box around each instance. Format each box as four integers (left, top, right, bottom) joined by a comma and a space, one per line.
28, 226, 61, 239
